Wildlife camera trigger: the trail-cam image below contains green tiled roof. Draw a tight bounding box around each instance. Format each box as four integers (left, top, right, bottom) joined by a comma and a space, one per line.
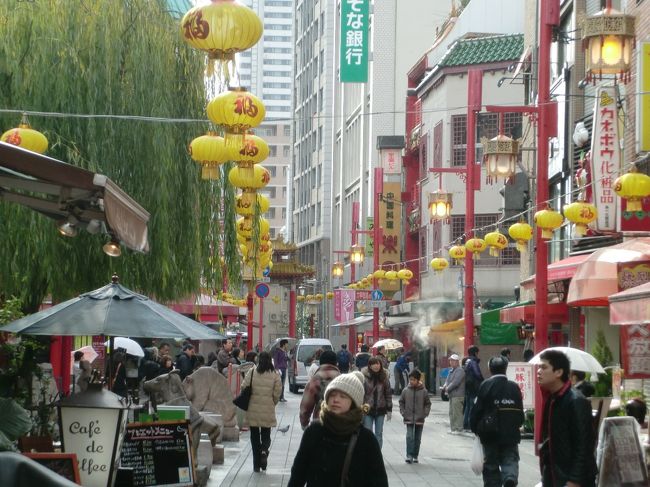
440, 34, 524, 67
164, 0, 193, 19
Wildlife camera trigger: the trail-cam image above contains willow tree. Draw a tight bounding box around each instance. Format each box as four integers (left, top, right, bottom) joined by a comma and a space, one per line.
0, 0, 240, 310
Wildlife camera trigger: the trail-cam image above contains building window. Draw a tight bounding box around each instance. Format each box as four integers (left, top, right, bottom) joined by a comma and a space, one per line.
419, 132, 428, 176
269, 146, 278, 157
451, 114, 467, 167
268, 166, 277, 177
419, 228, 428, 273
433, 121, 443, 168
268, 208, 276, 218
284, 125, 291, 136
283, 145, 290, 157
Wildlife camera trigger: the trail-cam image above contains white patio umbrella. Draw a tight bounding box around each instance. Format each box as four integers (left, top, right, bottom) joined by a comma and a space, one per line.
529, 346, 606, 375
104, 337, 144, 357
372, 338, 404, 351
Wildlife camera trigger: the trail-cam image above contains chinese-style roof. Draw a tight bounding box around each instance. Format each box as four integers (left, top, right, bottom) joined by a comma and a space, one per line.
269, 262, 315, 279
439, 34, 524, 67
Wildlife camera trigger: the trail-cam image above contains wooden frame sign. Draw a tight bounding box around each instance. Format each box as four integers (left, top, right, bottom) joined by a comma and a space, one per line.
23, 453, 81, 484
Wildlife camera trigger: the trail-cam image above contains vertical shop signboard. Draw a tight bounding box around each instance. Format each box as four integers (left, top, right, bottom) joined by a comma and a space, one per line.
617, 262, 650, 379
339, 0, 369, 83
589, 86, 620, 231
378, 182, 401, 293
638, 42, 650, 152
334, 289, 355, 323
366, 217, 374, 257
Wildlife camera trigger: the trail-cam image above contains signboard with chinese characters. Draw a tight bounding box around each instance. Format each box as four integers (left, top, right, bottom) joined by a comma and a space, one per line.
596, 417, 648, 487
381, 147, 402, 174
618, 262, 650, 379
365, 217, 374, 257
589, 86, 620, 231
378, 182, 402, 293
506, 362, 534, 409
339, 0, 368, 83
334, 289, 355, 323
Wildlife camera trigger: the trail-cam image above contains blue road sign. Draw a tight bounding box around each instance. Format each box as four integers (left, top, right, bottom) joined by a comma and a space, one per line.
371, 289, 384, 301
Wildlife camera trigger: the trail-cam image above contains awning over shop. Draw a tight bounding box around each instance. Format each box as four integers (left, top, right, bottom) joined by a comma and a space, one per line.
0, 142, 150, 252
384, 316, 419, 328
479, 308, 521, 345
520, 254, 591, 290
429, 318, 464, 334
169, 294, 240, 318
609, 281, 650, 325
499, 301, 569, 324
568, 238, 650, 307
330, 315, 373, 328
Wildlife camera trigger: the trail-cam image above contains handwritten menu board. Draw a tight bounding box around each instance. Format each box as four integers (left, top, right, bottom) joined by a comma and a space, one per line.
119, 421, 194, 487
597, 416, 648, 487
23, 453, 81, 484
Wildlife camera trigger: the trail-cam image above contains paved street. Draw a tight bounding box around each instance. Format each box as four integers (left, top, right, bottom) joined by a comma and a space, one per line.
207, 391, 541, 486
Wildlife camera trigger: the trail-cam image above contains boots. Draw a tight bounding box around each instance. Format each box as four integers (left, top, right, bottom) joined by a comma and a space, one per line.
260, 450, 268, 471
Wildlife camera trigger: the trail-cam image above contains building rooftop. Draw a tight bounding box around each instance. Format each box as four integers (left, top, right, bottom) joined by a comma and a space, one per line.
440, 33, 524, 67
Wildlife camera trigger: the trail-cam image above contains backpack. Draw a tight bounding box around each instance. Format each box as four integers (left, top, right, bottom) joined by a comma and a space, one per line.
315, 373, 336, 414
337, 350, 351, 370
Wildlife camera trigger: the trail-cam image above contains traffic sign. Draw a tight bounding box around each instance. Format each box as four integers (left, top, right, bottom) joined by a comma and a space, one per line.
371, 289, 384, 301
370, 301, 386, 309
255, 283, 270, 299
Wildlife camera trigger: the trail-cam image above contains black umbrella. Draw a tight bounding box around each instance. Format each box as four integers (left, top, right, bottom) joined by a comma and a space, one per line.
2, 277, 226, 340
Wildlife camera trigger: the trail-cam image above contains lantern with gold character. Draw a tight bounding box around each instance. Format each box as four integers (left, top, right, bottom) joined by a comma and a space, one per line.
508, 220, 533, 252
397, 268, 413, 284
448, 245, 466, 264
189, 132, 229, 180
181, 0, 263, 79
563, 201, 597, 236
1, 115, 48, 154
613, 166, 650, 213
484, 230, 508, 257
235, 192, 270, 216
430, 257, 449, 273
208, 88, 266, 150
534, 206, 564, 239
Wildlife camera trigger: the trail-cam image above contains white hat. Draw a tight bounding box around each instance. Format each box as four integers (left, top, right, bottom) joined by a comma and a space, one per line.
325, 371, 365, 408
449, 354, 460, 361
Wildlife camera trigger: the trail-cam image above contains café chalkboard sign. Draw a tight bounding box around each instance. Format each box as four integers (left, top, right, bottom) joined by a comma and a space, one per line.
119, 421, 194, 487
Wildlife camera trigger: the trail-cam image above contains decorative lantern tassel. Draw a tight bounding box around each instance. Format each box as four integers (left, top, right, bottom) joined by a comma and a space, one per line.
516, 242, 527, 252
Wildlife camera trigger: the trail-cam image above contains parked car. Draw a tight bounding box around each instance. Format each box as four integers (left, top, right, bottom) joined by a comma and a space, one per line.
287, 338, 333, 393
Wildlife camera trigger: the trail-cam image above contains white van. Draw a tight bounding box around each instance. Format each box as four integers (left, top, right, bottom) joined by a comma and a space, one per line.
287, 338, 333, 393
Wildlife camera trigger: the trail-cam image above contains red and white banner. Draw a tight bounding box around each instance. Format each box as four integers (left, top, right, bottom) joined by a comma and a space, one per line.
334, 289, 355, 323
589, 86, 620, 231
506, 362, 534, 409
620, 324, 650, 378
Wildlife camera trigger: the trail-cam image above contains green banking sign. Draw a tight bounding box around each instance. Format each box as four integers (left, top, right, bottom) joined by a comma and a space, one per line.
340, 0, 369, 83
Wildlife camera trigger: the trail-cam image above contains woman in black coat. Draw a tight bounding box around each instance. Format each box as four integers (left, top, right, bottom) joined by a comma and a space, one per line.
288, 371, 388, 487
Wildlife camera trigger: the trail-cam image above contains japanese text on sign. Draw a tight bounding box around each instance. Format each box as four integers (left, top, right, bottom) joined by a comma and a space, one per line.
589, 87, 620, 231
506, 362, 534, 409
339, 0, 368, 83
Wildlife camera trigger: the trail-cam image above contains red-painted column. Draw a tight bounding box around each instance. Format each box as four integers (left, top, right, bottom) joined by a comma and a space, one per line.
349, 202, 360, 352
464, 69, 482, 352
247, 291, 254, 352
534, 0, 559, 446
373, 167, 383, 343
288, 284, 296, 338
258, 297, 264, 349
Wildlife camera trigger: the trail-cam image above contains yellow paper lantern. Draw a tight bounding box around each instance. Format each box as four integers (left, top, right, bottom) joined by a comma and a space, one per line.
297, 295, 305, 302
448, 245, 467, 264
315, 294, 323, 302
384, 270, 398, 280
207, 88, 266, 150
465, 238, 487, 260
235, 191, 270, 216
563, 201, 598, 236
1, 115, 48, 154
236, 216, 270, 238
397, 269, 413, 281
229, 134, 269, 165
326, 292, 334, 300
614, 166, 650, 212
228, 164, 271, 190
430, 257, 449, 272
189, 132, 228, 179
508, 220, 533, 252
180, 0, 262, 77
484, 230, 509, 257
534, 206, 564, 239
373, 269, 386, 280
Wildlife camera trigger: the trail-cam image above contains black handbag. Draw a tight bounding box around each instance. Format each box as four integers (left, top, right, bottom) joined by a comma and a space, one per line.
233, 370, 253, 411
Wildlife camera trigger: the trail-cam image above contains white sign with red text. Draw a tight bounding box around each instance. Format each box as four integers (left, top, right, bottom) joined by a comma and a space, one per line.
589, 86, 620, 231
506, 362, 534, 409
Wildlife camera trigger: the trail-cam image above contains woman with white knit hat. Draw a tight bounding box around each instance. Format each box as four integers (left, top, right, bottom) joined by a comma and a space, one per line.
288, 371, 388, 487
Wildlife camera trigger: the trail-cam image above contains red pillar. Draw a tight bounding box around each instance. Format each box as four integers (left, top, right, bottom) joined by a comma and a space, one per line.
349, 202, 360, 352
288, 284, 296, 338
464, 69, 482, 352
258, 297, 264, 349
247, 291, 254, 352
534, 0, 559, 445
373, 167, 383, 343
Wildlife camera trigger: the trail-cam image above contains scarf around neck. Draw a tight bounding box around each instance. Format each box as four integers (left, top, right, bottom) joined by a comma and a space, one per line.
320, 403, 363, 437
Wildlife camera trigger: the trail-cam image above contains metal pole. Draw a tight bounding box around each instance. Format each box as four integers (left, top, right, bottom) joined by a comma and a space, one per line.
373, 167, 384, 344
247, 290, 254, 352
289, 284, 296, 338
534, 0, 559, 445
258, 297, 264, 350
464, 69, 482, 351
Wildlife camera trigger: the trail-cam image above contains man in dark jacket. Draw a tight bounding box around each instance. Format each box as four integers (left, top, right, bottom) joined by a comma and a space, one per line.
470, 356, 524, 487
299, 350, 340, 429
537, 350, 597, 487
336, 344, 352, 373
176, 344, 195, 380
273, 339, 289, 402
394, 350, 412, 395
355, 344, 371, 370
463, 345, 484, 429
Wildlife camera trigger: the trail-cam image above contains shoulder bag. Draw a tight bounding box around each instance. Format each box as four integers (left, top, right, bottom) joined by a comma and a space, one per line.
233, 369, 254, 411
